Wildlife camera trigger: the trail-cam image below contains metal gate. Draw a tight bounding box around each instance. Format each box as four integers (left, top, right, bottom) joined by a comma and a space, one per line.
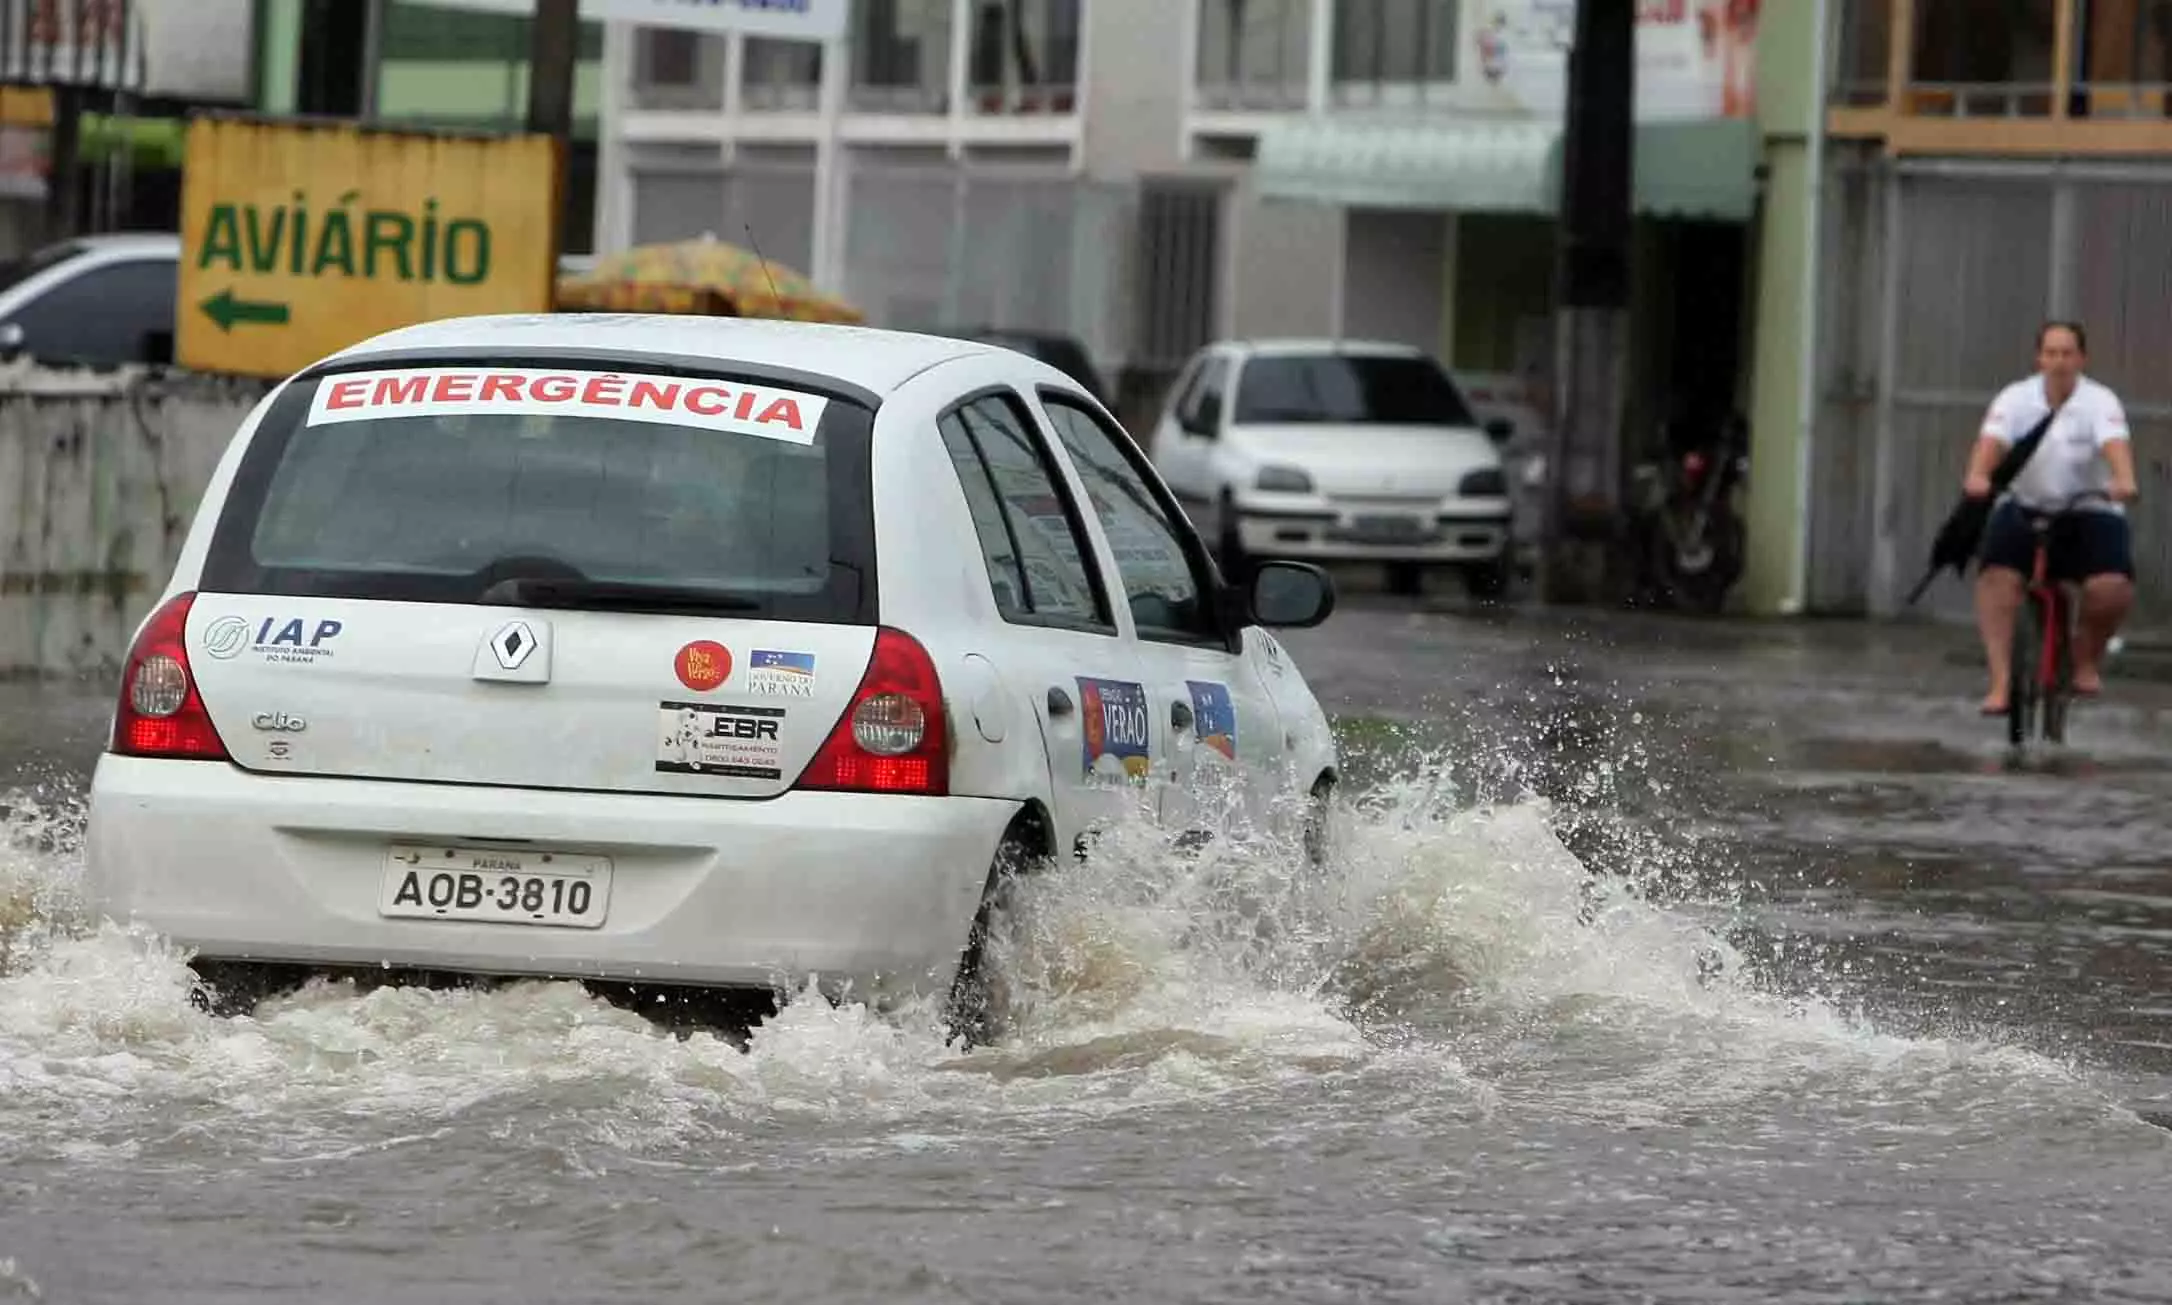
1811, 154, 2172, 628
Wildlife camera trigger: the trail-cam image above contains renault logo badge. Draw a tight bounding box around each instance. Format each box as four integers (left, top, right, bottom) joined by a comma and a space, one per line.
490, 620, 537, 671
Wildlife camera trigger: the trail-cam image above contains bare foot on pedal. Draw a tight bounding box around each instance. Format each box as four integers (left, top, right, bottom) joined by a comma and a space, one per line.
2073, 665, 2104, 696
1980, 689, 2009, 715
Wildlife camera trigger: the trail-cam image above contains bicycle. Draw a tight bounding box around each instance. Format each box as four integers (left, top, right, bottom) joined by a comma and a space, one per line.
2002, 489, 2115, 747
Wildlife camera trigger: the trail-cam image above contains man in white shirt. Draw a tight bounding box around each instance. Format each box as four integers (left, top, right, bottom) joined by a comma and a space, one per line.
1967, 321, 2140, 713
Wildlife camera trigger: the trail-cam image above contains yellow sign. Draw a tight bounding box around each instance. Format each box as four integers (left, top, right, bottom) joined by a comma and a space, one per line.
0, 87, 53, 128
176, 117, 559, 379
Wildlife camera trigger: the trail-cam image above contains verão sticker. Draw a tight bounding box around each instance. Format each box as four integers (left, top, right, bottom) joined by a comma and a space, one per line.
305, 366, 829, 445
1079, 677, 1151, 782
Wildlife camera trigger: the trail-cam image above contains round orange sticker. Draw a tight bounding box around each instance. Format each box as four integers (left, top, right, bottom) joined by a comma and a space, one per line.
674, 640, 732, 692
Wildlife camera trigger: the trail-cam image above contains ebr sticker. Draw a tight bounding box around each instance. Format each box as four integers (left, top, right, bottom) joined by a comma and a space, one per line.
1079, 677, 1151, 782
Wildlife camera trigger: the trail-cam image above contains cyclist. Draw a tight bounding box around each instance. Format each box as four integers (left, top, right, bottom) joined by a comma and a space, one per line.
1968, 320, 2139, 714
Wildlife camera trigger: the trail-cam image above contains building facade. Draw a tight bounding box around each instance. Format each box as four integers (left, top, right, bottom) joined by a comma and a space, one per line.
593, 0, 1773, 445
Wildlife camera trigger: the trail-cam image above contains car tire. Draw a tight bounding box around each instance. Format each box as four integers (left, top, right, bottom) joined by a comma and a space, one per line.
944, 822, 1049, 1049
1385, 562, 1425, 597
1464, 557, 1510, 602
1302, 775, 1335, 868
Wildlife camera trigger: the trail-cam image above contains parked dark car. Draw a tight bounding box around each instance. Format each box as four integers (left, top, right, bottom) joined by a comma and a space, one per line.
935, 327, 1109, 406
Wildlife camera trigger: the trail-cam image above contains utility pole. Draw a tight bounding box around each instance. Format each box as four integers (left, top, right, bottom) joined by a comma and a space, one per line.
359, 0, 387, 120
527, 0, 581, 267
1540, 0, 1635, 606
43, 85, 82, 241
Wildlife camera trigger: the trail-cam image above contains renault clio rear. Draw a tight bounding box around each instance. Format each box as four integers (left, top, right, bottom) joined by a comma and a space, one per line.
83, 314, 1341, 1036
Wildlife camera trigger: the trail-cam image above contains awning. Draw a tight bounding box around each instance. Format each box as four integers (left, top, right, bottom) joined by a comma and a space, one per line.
1254, 115, 1760, 222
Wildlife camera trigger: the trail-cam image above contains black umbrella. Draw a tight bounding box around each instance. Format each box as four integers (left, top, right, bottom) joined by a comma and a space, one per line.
1904, 405, 2061, 605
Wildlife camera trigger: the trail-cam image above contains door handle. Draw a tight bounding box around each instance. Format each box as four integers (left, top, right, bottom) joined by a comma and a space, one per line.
1047, 687, 1074, 717
1171, 701, 1194, 731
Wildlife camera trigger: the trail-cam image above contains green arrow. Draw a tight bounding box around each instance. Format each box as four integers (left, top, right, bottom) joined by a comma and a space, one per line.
199, 288, 289, 332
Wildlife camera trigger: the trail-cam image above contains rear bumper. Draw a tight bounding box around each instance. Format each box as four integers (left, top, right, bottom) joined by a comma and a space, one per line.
85, 755, 1017, 1003
1235, 505, 1511, 563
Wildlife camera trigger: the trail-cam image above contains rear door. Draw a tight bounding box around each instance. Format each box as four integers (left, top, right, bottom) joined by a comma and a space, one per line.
1031, 388, 1288, 836
186, 359, 883, 800
933, 389, 1153, 850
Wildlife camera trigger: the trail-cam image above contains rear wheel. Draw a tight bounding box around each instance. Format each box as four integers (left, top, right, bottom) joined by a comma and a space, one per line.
945, 822, 1050, 1049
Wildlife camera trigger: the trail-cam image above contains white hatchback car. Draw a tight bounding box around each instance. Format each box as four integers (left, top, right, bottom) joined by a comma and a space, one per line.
83, 314, 1340, 1039
1148, 340, 1514, 599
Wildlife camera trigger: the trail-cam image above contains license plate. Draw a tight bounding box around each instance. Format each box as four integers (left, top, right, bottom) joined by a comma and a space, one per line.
379, 846, 612, 929
1341, 515, 1433, 544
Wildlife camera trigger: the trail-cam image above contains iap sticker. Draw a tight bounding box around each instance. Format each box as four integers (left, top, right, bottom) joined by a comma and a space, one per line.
201, 615, 344, 666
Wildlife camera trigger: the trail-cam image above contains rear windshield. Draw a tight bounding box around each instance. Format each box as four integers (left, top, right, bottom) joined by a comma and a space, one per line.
1232, 353, 1479, 427
202, 361, 877, 623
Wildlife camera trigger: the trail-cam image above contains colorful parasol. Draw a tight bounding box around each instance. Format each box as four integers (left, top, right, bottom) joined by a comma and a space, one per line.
554, 235, 864, 324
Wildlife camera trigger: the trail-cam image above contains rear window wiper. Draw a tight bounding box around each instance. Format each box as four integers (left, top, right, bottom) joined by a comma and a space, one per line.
478, 577, 764, 614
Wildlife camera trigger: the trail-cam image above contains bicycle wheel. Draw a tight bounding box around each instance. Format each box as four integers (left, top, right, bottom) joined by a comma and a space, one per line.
2007, 601, 2040, 747
2042, 590, 2075, 745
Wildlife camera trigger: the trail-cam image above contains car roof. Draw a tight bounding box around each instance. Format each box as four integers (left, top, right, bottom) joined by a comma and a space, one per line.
328, 314, 1013, 397
1223, 337, 1428, 359
61, 232, 181, 258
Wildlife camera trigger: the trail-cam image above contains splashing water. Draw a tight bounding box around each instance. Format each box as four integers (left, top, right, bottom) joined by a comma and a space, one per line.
0, 744, 2118, 1172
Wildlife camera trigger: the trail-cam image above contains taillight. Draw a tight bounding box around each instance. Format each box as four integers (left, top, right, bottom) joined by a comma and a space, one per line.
795, 627, 948, 797
110, 592, 230, 761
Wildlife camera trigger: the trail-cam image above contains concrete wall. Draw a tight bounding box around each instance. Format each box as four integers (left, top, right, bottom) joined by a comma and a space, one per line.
1, 368, 266, 677
1082, 0, 1189, 181
1341, 209, 1449, 352
1228, 186, 1341, 339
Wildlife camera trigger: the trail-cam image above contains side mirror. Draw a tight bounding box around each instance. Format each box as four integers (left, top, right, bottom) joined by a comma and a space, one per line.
0, 322, 24, 361
1247, 560, 1336, 629
1484, 417, 1514, 444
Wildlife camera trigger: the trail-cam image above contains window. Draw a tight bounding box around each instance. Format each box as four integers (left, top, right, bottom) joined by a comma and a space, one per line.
1333, 0, 1457, 85
204, 368, 878, 624
9, 257, 175, 367
1231, 352, 1479, 427
379, 7, 603, 61
1179, 353, 1232, 429
640, 29, 699, 85
1040, 393, 1221, 645
938, 393, 1110, 629
969, 0, 1080, 91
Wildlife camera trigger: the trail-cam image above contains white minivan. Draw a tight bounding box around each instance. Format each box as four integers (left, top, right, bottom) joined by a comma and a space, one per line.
82, 313, 1342, 1042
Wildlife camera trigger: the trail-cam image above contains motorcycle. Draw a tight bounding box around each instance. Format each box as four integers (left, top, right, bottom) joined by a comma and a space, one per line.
1628, 416, 1748, 614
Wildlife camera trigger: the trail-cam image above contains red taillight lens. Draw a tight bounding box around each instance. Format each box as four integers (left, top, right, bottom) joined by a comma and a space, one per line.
110, 592, 230, 761
795, 627, 948, 797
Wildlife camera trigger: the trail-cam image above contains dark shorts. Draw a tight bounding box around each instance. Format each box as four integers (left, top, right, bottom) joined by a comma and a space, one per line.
1979, 500, 2135, 582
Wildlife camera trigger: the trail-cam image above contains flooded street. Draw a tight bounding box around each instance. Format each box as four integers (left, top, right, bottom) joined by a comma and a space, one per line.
8, 597, 2172, 1303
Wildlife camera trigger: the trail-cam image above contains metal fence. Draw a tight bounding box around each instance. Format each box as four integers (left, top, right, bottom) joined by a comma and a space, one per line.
1808, 154, 2172, 628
